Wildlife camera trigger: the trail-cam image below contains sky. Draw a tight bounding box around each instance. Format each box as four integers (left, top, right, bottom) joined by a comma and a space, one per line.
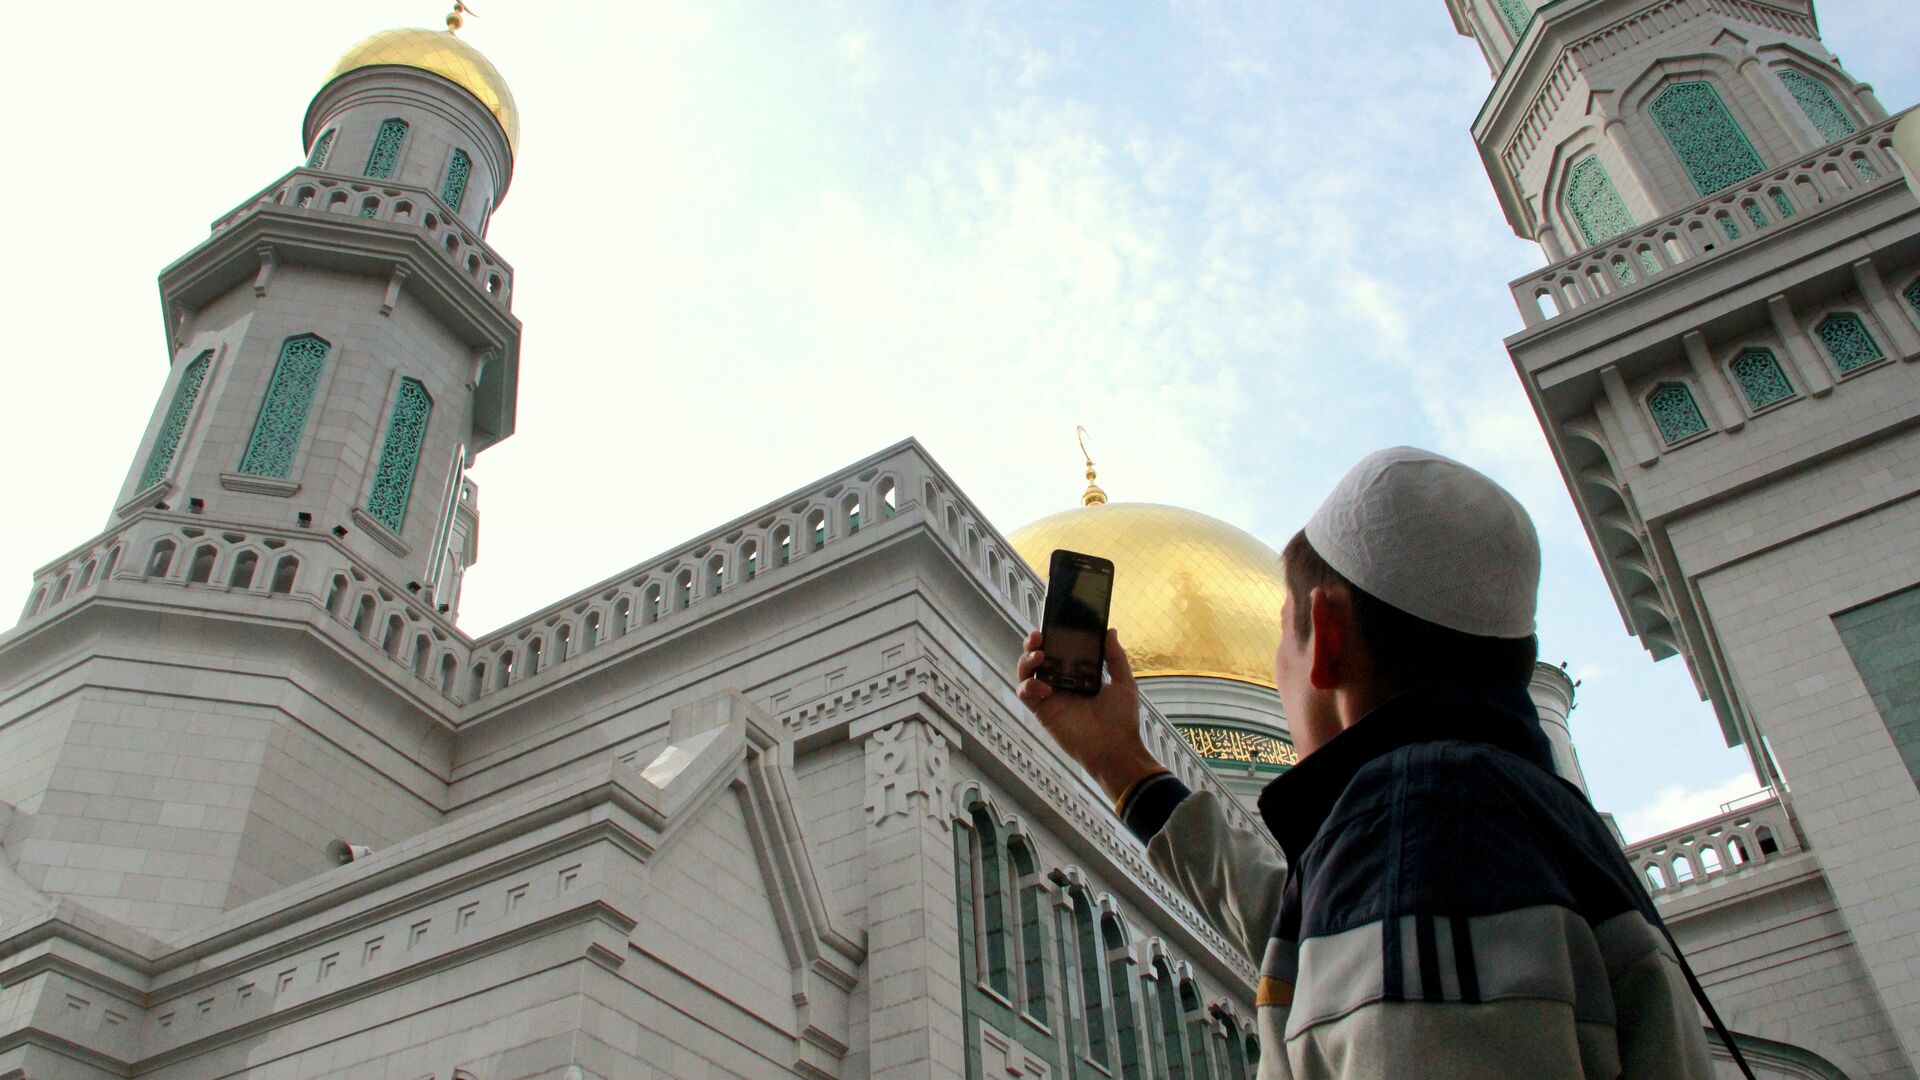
2, 0, 1915, 842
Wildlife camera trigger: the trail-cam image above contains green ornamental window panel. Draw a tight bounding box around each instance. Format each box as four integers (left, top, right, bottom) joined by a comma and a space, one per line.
442, 148, 472, 212
1905, 278, 1920, 316
364, 119, 408, 179
1566, 156, 1635, 248
139, 351, 212, 490
1648, 383, 1709, 444
1744, 202, 1769, 229
238, 335, 330, 478
1730, 348, 1794, 410
367, 378, 433, 533
1853, 156, 1881, 182
1816, 313, 1884, 373
1495, 0, 1531, 37
307, 128, 336, 169
1778, 70, 1856, 144
1651, 82, 1765, 196
1771, 190, 1796, 219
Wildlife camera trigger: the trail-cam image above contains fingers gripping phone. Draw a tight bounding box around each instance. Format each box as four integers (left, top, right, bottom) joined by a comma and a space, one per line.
1038, 549, 1115, 696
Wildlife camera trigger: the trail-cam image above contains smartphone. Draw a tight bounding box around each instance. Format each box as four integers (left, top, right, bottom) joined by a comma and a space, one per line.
1038, 549, 1115, 696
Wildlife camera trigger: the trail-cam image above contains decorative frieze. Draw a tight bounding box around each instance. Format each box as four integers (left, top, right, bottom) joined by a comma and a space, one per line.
864, 717, 951, 828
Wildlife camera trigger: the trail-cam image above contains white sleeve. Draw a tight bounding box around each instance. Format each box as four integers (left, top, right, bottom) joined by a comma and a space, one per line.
1144, 789, 1288, 967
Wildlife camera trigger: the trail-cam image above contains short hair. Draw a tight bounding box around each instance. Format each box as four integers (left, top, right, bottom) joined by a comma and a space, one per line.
1280, 529, 1537, 691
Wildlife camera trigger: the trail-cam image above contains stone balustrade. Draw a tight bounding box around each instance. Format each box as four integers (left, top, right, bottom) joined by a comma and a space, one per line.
15, 514, 470, 706
210, 168, 514, 310
1623, 789, 1797, 897
1511, 112, 1912, 328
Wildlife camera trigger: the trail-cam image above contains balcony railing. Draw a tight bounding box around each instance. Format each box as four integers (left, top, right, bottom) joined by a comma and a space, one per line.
210, 168, 514, 310
1511, 113, 1910, 328
1622, 790, 1798, 898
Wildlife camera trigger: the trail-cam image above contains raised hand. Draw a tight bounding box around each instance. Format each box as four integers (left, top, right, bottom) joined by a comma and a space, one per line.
1016, 628, 1166, 805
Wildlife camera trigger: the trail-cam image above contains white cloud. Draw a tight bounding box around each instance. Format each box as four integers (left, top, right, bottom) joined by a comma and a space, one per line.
1616, 771, 1764, 843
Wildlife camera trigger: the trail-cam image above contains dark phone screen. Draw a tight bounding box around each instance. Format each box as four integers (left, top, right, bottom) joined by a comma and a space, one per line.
1040, 550, 1114, 695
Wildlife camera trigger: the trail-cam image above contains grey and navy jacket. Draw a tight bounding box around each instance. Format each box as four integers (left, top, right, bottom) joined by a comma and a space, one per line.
1121, 682, 1716, 1079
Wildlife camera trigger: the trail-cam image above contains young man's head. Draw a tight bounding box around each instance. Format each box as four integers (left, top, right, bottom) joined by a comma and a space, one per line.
1274, 448, 1541, 755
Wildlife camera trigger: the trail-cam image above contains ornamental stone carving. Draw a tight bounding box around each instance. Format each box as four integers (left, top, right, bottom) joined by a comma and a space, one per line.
864, 717, 951, 827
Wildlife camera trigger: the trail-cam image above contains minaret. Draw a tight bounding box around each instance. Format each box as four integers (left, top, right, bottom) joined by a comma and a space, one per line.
124, 19, 520, 620
1, 20, 520, 937
1455, 0, 1920, 1068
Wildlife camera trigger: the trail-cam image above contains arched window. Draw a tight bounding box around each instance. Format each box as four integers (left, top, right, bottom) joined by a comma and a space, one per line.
741, 540, 759, 580
1730, 348, 1794, 409
228, 550, 259, 589
526, 636, 543, 675
1219, 1013, 1251, 1080
1670, 854, 1694, 883
239, 335, 330, 478
470, 662, 487, 699
1007, 837, 1048, 1024
440, 654, 458, 695
1103, 915, 1145, 1080
1815, 313, 1884, 373
307, 128, 337, 169
77, 559, 97, 590
644, 584, 663, 623
1778, 70, 1856, 144
382, 615, 406, 658
674, 569, 694, 610
1699, 846, 1722, 874
187, 544, 217, 584
1152, 959, 1189, 1080
353, 595, 377, 636
364, 118, 408, 179
1904, 278, 1920, 317
1755, 825, 1778, 856
878, 476, 898, 518
1566, 156, 1634, 248
100, 547, 120, 582
140, 351, 212, 490
774, 525, 793, 565
24, 586, 46, 618
1727, 837, 1750, 865
553, 623, 572, 661
583, 611, 601, 650
1647, 383, 1709, 444
50, 575, 70, 604
367, 378, 432, 533
269, 555, 299, 594
1071, 892, 1111, 1067
1181, 981, 1216, 1080
968, 807, 1013, 999
613, 597, 632, 635
843, 494, 862, 535
1650, 82, 1764, 196
497, 650, 515, 689
442, 148, 473, 212
707, 554, 725, 596
1494, 0, 1530, 37
808, 509, 827, 551
412, 634, 432, 676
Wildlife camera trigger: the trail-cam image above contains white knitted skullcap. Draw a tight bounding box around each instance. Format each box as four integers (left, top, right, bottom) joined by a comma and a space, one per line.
1302, 447, 1539, 638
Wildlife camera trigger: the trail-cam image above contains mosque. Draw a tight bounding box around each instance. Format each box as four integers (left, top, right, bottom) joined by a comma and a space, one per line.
0, 1, 1916, 1077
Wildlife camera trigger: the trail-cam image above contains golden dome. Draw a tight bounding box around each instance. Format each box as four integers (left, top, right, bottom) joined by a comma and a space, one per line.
1008, 503, 1287, 689
323, 29, 519, 154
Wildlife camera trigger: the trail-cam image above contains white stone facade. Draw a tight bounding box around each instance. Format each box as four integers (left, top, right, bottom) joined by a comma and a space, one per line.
1463, 0, 1920, 1076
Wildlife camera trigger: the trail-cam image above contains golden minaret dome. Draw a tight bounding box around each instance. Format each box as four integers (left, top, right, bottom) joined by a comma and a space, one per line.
322, 21, 519, 154
1007, 439, 1286, 688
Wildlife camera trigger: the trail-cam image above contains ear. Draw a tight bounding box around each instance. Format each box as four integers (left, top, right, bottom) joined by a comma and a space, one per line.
1306, 586, 1353, 691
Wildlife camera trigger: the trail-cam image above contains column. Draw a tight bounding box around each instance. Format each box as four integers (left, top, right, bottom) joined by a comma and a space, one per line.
861, 716, 966, 1078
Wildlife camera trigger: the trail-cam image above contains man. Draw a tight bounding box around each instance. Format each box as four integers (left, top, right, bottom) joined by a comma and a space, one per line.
1016, 447, 1716, 1079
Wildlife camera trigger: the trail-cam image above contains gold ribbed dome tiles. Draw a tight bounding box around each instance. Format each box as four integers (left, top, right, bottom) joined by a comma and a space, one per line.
1008, 503, 1286, 689
325, 29, 520, 153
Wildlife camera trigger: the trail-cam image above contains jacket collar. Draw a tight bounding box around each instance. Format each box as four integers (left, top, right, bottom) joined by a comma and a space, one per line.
1256, 680, 1556, 864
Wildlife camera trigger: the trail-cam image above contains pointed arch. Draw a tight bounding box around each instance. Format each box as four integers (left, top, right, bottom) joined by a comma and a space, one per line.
364, 118, 408, 178
1647, 382, 1709, 444
306, 128, 337, 169
239, 335, 330, 478
1814, 312, 1884, 373
442, 148, 473, 211
1650, 81, 1764, 195
1565, 155, 1634, 248
1729, 348, 1794, 410
140, 351, 212, 490
1777, 69, 1856, 143
367, 378, 432, 533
